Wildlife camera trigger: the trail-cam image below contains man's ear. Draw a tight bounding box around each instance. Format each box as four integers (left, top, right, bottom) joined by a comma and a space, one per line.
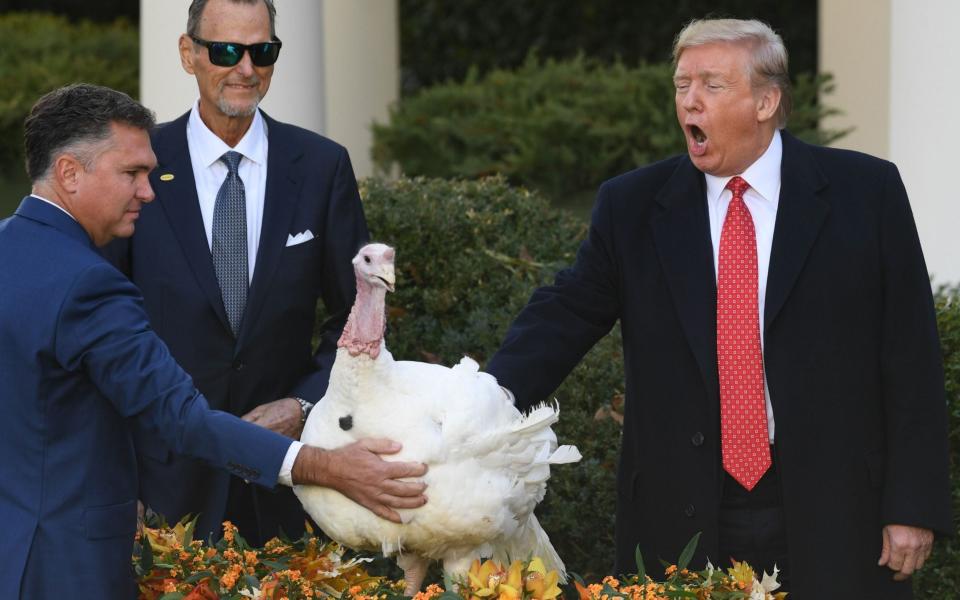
756, 85, 782, 124
53, 154, 83, 194
179, 34, 196, 75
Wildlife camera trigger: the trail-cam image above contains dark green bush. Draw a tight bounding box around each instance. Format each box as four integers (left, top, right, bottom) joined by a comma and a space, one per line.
0, 13, 139, 175
398, 0, 818, 95
358, 177, 959, 589
372, 56, 845, 209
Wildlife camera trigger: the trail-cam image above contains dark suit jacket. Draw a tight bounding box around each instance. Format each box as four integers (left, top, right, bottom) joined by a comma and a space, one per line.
103, 111, 368, 543
0, 197, 292, 598
486, 131, 952, 598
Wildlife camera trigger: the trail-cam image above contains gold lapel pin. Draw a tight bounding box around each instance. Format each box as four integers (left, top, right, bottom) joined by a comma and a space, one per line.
159, 173, 175, 181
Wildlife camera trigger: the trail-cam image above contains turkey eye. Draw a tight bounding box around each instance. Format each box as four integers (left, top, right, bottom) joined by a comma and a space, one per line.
363, 256, 371, 264
339, 415, 353, 431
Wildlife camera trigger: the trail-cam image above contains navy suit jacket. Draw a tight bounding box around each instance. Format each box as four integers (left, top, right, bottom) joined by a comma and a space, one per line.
103, 111, 368, 543
486, 132, 952, 598
0, 197, 292, 598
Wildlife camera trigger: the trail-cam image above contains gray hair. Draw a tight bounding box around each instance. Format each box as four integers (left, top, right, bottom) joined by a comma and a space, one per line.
673, 19, 791, 128
23, 83, 155, 182
186, 0, 277, 38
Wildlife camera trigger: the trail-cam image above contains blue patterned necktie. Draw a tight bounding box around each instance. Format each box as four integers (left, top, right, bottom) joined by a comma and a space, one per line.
212, 150, 247, 337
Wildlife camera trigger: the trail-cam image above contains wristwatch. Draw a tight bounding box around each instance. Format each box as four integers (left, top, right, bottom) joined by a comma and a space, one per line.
293, 397, 314, 424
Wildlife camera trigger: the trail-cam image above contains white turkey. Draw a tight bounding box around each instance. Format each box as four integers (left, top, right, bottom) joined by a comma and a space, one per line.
294, 243, 580, 595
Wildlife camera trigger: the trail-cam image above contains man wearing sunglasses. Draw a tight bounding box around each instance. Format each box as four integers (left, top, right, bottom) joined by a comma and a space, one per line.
103, 0, 372, 546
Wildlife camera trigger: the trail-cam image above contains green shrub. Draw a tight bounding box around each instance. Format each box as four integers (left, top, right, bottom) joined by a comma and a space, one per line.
398, 0, 818, 95
372, 56, 845, 209
0, 12, 138, 175
358, 177, 959, 589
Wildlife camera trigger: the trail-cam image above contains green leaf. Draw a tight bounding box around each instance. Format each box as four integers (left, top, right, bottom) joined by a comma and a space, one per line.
139, 532, 153, 573
158, 594, 185, 600
437, 592, 462, 600
244, 574, 260, 589
185, 570, 215, 584
182, 514, 198, 546
634, 544, 646, 581
676, 532, 701, 572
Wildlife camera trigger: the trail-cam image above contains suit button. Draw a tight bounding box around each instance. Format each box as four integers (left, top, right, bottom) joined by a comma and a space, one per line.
232, 360, 245, 371
684, 504, 696, 518
691, 431, 704, 447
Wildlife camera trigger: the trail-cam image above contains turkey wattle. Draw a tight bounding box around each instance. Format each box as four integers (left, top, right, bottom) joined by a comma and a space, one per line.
294, 243, 580, 594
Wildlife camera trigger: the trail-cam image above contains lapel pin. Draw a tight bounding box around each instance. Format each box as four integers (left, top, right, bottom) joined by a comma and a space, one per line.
159, 173, 175, 181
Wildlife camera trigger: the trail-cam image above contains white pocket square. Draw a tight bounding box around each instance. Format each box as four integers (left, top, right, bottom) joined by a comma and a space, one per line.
286, 230, 315, 247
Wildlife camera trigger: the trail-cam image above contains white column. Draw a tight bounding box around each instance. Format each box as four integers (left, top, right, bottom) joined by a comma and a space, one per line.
140, 0, 398, 178
888, 0, 960, 287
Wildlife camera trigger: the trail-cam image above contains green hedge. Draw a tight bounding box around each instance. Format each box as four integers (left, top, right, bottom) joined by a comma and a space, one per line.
358, 176, 960, 591
398, 0, 818, 95
372, 56, 846, 209
0, 12, 138, 175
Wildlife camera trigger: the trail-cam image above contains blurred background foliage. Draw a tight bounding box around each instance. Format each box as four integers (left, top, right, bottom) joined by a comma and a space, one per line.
398, 0, 817, 96
0, 12, 139, 214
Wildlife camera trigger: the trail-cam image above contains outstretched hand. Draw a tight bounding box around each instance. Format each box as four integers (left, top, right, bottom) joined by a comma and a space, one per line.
878, 524, 934, 581
291, 438, 428, 523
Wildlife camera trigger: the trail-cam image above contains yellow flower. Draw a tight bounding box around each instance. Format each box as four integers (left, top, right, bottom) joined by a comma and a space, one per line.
496, 560, 524, 600
468, 559, 503, 597
524, 558, 562, 600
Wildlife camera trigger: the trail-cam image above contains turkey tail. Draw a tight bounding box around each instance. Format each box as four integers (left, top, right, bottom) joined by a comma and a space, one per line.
496, 513, 568, 583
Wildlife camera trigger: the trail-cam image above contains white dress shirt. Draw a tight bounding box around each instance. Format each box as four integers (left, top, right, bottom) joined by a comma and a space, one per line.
704, 130, 782, 443
186, 100, 302, 485
186, 99, 268, 283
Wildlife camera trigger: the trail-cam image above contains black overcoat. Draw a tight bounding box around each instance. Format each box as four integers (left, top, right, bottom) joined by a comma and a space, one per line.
487, 131, 952, 598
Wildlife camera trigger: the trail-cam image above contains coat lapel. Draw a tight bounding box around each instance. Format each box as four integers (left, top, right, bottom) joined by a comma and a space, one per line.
651, 158, 719, 401
238, 115, 304, 348
152, 112, 232, 333
764, 132, 829, 330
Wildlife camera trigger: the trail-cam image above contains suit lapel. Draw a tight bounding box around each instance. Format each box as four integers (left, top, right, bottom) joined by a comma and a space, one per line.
238, 115, 304, 347
152, 113, 232, 333
651, 158, 719, 401
765, 132, 829, 330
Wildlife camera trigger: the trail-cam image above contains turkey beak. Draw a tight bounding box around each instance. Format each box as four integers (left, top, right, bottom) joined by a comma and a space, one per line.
376, 265, 395, 292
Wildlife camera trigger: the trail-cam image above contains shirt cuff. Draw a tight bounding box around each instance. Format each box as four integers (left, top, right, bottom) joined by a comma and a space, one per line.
277, 440, 304, 487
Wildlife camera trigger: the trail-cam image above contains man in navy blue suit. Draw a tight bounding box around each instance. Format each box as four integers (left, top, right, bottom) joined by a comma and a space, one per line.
486, 18, 952, 598
0, 84, 426, 598
104, 0, 370, 545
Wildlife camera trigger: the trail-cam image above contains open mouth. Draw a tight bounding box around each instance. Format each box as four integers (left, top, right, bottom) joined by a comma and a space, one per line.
376, 276, 395, 292
687, 124, 708, 156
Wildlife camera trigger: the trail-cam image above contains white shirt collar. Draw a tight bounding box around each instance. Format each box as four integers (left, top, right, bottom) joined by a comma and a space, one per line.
187, 99, 267, 168
30, 193, 77, 222
704, 129, 782, 203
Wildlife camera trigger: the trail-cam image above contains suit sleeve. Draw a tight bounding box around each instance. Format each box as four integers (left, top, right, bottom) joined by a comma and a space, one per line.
290, 146, 370, 402
876, 163, 953, 536
54, 261, 292, 489
486, 183, 622, 412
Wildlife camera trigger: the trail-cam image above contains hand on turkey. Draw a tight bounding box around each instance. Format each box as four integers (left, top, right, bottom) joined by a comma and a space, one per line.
241, 397, 303, 438
292, 439, 428, 523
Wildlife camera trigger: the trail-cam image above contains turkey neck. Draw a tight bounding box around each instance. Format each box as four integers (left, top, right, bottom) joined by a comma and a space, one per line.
338, 272, 387, 359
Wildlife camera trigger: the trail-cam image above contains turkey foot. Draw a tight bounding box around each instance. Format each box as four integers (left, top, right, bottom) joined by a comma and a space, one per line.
397, 552, 429, 596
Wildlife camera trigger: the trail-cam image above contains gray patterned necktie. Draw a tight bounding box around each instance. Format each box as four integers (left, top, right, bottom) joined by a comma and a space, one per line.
212, 150, 247, 337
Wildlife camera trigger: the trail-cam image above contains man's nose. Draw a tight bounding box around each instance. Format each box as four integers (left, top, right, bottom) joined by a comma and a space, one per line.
140, 178, 156, 203
680, 86, 702, 111
233, 50, 255, 76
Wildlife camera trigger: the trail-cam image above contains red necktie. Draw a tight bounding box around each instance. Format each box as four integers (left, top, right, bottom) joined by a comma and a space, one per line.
717, 176, 770, 491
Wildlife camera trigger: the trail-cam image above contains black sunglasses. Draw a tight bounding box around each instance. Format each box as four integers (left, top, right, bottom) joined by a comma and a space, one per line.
191, 35, 282, 67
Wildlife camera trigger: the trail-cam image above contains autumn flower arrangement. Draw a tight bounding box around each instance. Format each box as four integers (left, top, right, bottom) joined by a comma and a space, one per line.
135, 522, 786, 600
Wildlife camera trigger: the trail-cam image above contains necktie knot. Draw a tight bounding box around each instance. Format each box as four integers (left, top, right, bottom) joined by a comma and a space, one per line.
220, 151, 242, 176
726, 175, 750, 199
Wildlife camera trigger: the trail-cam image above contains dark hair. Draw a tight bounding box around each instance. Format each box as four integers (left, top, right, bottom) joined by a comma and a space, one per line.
23, 83, 155, 182
187, 0, 277, 38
